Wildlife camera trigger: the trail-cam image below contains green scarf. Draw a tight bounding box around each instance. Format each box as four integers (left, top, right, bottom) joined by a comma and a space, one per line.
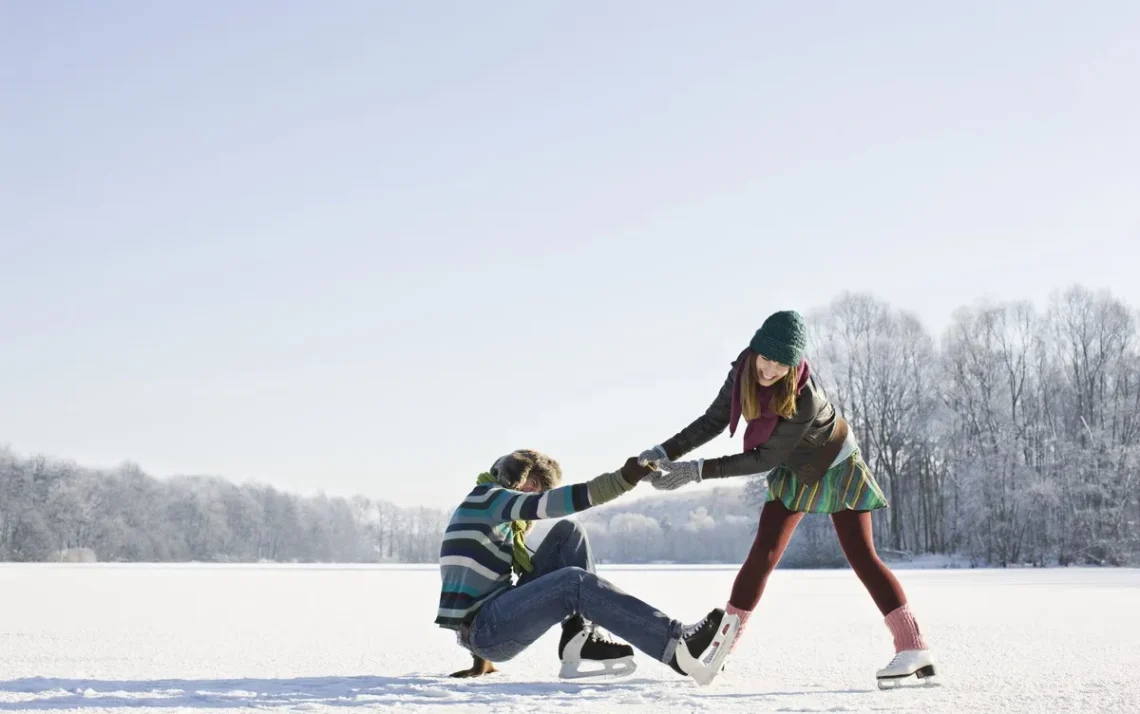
477, 471, 533, 576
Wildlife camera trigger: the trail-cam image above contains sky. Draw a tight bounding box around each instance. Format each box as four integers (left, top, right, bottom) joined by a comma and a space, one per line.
2, 1, 1138, 508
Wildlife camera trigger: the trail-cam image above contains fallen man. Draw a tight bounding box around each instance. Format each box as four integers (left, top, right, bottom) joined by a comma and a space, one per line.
435, 449, 739, 684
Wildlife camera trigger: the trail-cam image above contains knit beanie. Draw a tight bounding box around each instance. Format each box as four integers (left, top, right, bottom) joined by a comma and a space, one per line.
749, 310, 808, 366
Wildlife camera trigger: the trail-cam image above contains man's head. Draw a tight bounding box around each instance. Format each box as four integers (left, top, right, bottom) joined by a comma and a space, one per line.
488, 449, 562, 493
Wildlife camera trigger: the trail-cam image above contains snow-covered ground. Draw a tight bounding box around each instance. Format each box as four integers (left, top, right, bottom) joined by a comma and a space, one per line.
2, 563, 1138, 713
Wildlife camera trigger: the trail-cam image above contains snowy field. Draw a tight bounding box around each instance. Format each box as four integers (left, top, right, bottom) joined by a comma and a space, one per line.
2, 563, 1138, 713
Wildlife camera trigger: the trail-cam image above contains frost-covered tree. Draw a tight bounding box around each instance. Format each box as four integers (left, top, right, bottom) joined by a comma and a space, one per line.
1, 283, 1137, 566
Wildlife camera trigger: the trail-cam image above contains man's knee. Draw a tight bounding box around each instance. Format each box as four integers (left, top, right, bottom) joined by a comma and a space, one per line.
553, 564, 589, 582
549, 519, 586, 542
552, 565, 591, 600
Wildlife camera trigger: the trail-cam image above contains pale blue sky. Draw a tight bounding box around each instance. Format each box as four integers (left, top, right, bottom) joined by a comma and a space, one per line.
2, 2, 1138, 507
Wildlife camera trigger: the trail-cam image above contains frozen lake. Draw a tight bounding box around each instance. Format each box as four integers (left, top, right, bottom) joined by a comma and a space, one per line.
1, 563, 1138, 713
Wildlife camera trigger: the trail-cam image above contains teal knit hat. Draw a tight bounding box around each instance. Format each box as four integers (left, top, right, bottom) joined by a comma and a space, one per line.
750, 310, 808, 366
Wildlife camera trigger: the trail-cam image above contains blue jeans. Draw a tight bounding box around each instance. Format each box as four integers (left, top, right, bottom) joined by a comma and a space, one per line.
466, 520, 684, 664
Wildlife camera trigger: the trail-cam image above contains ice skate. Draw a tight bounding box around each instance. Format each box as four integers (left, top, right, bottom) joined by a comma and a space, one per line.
557, 615, 637, 679
669, 607, 739, 686
875, 649, 937, 689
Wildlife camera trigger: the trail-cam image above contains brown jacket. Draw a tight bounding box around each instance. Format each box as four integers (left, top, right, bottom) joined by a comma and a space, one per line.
660, 350, 848, 487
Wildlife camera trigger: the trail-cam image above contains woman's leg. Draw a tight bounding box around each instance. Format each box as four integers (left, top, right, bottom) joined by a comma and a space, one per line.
724, 498, 805, 649
830, 508, 906, 615
729, 498, 805, 610
831, 509, 928, 656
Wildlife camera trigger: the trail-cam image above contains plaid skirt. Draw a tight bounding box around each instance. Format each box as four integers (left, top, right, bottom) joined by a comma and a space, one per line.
766, 449, 888, 513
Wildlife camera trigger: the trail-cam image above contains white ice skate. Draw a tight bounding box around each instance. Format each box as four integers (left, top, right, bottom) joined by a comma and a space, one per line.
557, 616, 637, 680
876, 649, 936, 689
671, 608, 741, 686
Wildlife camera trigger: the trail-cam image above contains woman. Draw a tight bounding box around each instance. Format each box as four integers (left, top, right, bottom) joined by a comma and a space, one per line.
436, 449, 736, 685
638, 310, 935, 688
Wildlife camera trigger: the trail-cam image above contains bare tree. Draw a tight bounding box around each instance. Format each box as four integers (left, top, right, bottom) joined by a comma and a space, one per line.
2, 284, 1137, 567
809, 293, 940, 553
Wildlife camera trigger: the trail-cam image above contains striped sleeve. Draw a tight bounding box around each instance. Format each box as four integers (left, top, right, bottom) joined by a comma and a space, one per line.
474, 482, 593, 524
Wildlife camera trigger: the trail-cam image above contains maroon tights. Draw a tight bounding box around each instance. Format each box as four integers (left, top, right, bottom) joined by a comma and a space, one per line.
728, 498, 907, 616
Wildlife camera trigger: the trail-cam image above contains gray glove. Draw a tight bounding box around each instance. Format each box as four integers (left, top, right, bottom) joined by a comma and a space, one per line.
648, 458, 704, 491
638, 445, 668, 469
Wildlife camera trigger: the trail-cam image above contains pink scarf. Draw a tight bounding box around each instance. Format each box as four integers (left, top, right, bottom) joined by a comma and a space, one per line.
728, 351, 811, 451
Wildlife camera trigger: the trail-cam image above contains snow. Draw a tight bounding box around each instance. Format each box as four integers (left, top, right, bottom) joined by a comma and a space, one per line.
2, 563, 1138, 713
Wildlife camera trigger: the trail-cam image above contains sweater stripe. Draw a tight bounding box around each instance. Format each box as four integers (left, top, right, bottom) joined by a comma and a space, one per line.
435, 481, 597, 629
439, 554, 501, 581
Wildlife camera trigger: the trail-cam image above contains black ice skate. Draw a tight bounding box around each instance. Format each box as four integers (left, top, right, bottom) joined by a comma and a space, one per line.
558, 615, 637, 679
669, 607, 739, 686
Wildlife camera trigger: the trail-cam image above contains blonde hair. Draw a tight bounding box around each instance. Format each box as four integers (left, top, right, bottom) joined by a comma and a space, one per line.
740, 354, 800, 420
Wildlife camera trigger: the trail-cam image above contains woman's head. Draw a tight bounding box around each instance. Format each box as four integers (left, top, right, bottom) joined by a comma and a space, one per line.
741, 310, 809, 419
488, 449, 563, 493
753, 353, 792, 387
740, 354, 800, 419
748, 310, 807, 367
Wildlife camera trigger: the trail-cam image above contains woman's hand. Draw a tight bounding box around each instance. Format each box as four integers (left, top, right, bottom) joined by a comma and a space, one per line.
648, 458, 704, 490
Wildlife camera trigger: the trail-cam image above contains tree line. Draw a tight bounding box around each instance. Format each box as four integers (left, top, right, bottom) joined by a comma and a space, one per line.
2, 284, 1136, 567
0, 453, 448, 563
807, 285, 1139, 566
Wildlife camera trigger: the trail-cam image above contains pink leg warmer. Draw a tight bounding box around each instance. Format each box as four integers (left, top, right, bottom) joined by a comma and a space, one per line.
884, 603, 927, 652
725, 602, 751, 653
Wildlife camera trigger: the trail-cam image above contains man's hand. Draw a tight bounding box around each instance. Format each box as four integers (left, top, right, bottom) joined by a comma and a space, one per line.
638, 444, 668, 469
449, 654, 498, 678
619, 456, 657, 486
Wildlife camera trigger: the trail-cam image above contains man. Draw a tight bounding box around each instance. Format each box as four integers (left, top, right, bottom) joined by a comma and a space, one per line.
436, 449, 739, 684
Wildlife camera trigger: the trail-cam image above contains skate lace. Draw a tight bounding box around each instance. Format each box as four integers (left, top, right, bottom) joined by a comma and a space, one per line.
886, 651, 907, 667
588, 624, 622, 645
680, 614, 710, 639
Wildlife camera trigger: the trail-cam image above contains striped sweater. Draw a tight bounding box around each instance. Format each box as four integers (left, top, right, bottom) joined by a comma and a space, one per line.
434, 470, 633, 630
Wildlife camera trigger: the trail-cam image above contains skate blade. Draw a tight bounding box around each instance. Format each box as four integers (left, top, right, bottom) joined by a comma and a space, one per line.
674, 612, 741, 686
558, 656, 637, 680
877, 664, 937, 690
